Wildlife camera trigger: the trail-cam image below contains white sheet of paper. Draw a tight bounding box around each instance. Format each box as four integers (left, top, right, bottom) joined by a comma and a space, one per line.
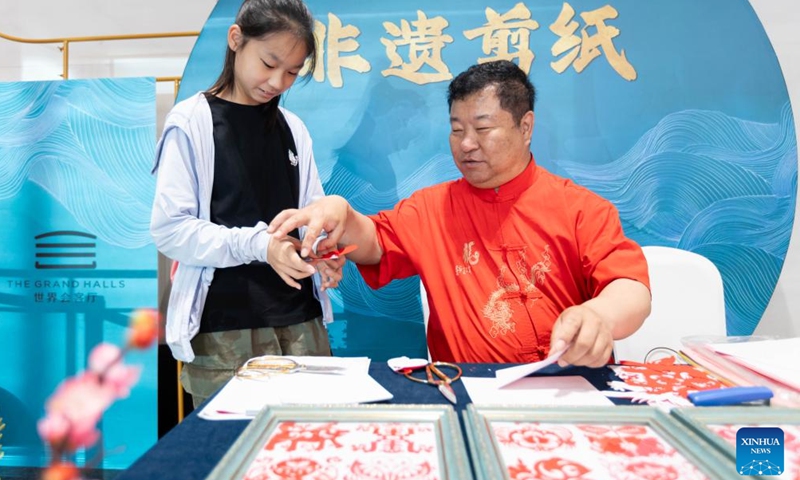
462, 376, 614, 407
199, 376, 281, 421
707, 337, 800, 391
198, 356, 391, 421
494, 348, 566, 388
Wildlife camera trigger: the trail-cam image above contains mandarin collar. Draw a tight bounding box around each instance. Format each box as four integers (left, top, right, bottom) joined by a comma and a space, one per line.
465, 155, 537, 202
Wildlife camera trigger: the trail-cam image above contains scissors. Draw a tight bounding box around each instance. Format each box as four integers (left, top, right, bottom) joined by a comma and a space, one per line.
235, 356, 346, 379
302, 244, 358, 263
403, 362, 463, 404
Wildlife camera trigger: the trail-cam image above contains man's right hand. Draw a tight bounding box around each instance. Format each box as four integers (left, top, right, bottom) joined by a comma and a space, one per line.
268, 196, 350, 258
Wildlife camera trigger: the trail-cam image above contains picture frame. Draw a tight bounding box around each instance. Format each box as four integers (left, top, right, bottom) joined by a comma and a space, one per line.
672, 406, 800, 477
206, 404, 472, 480
464, 405, 738, 480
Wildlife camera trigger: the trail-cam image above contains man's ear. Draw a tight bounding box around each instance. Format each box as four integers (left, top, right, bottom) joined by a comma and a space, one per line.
521, 110, 534, 145
227, 24, 243, 51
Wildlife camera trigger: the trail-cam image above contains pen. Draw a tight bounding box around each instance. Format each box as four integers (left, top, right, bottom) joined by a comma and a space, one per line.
688, 386, 773, 406
216, 409, 261, 417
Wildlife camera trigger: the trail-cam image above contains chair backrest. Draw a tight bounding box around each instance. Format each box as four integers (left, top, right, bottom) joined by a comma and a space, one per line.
613, 246, 727, 362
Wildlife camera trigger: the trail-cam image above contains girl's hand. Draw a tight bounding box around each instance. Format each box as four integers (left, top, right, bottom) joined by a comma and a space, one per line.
267, 237, 316, 290
313, 255, 346, 292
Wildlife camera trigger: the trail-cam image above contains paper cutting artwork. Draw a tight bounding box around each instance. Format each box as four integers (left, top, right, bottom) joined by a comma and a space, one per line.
491, 421, 708, 480
243, 421, 440, 480
708, 424, 799, 479
607, 357, 726, 406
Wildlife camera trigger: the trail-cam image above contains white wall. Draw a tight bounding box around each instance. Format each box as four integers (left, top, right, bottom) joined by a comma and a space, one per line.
1, 0, 798, 336
748, 1, 800, 336
0, 0, 217, 132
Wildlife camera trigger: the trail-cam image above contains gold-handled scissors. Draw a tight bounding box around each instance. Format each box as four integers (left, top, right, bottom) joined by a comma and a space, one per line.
403, 362, 463, 404
235, 356, 346, 379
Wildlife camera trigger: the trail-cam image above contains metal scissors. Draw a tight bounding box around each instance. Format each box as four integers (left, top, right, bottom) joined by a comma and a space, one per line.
235, 356, 346, 379
403, 362, 463, 404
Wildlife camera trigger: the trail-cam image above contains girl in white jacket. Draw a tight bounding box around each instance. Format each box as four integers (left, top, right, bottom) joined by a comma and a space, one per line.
150, 0, 342, 407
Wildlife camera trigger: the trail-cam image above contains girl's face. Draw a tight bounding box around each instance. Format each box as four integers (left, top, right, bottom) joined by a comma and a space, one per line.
227, 26, 308, 105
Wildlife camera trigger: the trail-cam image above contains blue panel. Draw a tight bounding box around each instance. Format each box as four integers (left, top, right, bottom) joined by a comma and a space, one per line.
179, 0, 796, 356
0, 78, 158, 469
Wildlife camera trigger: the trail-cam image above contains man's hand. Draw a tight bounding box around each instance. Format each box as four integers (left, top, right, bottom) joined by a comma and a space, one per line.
549, 304, 614, 368
268, 196, 350, 258
266, 236, 316, 290
269, 196, 383, 265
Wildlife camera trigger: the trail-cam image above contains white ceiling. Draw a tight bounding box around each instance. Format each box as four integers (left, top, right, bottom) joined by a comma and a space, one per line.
0, 0, 217, 82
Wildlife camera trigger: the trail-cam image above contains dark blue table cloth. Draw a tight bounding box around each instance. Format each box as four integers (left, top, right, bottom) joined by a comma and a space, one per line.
117, 363, 620, 480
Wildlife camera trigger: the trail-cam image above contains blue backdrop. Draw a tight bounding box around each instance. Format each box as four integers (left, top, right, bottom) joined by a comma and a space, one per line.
0, 78, 158, 469
179, 0, 797, 359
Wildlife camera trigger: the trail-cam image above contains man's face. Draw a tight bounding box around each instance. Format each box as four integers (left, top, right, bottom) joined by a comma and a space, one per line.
449, 86, 534, 189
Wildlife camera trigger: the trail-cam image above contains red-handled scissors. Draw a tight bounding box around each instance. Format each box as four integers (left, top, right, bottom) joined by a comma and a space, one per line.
403, 362, 463, 404
302, 244, 358, 263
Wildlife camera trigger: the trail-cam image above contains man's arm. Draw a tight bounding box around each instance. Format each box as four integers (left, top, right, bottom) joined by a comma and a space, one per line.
268, 195, 383, 264
550, 278, 651, 367
582, 278, 652, 340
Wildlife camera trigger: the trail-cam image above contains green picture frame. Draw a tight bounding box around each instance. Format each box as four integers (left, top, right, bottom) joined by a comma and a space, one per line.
206, 404, 472, 479
672, 406, 800, 477
464, 405, 741, 480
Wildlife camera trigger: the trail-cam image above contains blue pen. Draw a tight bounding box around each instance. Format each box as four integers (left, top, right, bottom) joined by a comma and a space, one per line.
688, 386, 773, 406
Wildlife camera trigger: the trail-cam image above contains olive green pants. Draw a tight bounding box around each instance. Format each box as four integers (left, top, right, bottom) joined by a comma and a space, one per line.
181, 317, 331, 408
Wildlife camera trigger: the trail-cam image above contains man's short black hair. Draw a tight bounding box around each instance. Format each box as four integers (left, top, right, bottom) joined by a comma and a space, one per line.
447, 60, 536, 124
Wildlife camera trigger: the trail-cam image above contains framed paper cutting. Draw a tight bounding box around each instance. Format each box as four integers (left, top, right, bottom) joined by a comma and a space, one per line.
464, 405, 738, 480
672, 406, 800, 478
206, 404, 472, 480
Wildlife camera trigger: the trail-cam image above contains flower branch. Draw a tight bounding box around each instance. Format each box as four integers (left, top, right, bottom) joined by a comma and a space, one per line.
38, 309, 159, 480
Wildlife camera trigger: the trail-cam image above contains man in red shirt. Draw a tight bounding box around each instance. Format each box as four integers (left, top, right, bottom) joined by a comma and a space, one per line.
269, 60, 651, 367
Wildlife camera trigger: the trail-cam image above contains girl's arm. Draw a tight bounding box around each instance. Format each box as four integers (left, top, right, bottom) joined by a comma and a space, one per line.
150, 127, 270, 268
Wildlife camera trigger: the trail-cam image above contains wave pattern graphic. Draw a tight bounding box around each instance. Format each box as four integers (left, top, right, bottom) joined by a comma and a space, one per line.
560, 103, 797, 335
322, 153, 461, 320
0, 79, 156, 248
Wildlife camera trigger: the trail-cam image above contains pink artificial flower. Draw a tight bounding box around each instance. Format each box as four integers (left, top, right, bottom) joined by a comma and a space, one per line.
127, 308, 159, 349
102, 362, 141, 399
87, 343, 141, 398
47, 373, 112, 420
63, 417, 101, 452
37, 412, 70, 446
39, 315, 151, 472
45, 373, 114, 450
88, 343, 122, 375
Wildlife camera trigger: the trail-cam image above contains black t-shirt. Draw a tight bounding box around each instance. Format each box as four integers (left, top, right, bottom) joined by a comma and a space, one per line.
200, 94, 322, 333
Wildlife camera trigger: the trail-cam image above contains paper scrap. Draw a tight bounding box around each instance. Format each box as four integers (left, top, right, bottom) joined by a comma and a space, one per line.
494, 348, 567, 388
463, 376, 613, 406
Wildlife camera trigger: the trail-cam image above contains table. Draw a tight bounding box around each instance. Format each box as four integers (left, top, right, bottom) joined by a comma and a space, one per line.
116, 363, 620, 480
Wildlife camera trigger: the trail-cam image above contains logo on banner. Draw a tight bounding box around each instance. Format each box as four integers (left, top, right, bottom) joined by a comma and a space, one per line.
1, 229, 125, 305
35, 230, 97, 270
737, 427, 784, 476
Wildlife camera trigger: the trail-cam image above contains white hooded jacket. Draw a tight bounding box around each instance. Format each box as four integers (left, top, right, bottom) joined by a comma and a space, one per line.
150, 92, 332, 362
